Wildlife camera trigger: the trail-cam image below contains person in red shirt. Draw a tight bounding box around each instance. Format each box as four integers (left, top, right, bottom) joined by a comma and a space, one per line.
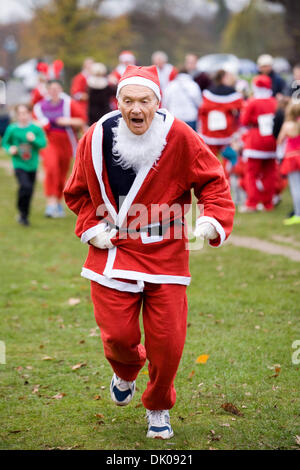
240, 75, 278, 211
70, 58, 94, 121
151, 51, 178, 104
109, 51, 136, 85
34, 79, 86, 218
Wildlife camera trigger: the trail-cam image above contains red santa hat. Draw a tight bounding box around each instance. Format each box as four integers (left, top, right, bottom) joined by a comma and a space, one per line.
253, 75, 272, 89
116, 65, 161, 102
119, 50, 136, 64
252, 74, 273, 98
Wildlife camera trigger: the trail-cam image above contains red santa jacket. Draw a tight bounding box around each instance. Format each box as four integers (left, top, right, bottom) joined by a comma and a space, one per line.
70, 71, 88, 119
240, 96, 277, 159
199, 89, 243, 146
64, 109, 235, 293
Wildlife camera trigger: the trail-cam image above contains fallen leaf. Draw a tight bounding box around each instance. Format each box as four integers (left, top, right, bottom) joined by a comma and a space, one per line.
89, 328, 99, 337
26, 366, 33, 370
295, 436, 300, 446
47, 445, 79, 450
209, 429, 221, 441
95, 413, 104, 419
221, 402, 244, 417
93, 395, 101, 400
220, 423, 230, 427
68, 298, 80, 306
71, 362, 87, 371
51, 393, 66, 400
32, 385, 40, 394
196, 354, 210, 364
42, 356, 53, 361
188, 370, 195, 379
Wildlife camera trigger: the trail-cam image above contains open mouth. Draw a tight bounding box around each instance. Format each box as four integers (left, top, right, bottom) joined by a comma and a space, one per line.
131, 118, 144, 124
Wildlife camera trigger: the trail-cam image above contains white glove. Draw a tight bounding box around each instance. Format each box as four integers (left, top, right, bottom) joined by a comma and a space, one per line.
90, 223, 117, 249
193, 222, 218, 240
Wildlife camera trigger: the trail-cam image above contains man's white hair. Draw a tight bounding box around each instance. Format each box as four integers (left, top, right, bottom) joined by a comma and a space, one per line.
151, 51, 168, 63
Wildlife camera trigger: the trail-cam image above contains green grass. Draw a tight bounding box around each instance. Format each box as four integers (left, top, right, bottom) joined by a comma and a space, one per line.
0, 151, 299, 450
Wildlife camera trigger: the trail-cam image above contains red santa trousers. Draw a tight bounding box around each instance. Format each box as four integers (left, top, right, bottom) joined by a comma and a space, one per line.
90, 281, 188, 410
245, 158, 276, 210
41, 131, 73, 199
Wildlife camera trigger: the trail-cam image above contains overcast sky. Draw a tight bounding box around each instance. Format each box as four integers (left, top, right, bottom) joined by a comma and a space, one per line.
0, 0, 254, 24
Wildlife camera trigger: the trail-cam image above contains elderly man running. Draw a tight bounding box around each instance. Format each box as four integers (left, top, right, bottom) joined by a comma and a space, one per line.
64, 65, 235, 439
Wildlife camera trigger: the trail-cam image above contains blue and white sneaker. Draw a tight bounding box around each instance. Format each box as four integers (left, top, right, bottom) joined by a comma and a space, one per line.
146, 409, 174, 439
44, 205, 60, 218
56, 203, 66, 218
110, 373, 136, 406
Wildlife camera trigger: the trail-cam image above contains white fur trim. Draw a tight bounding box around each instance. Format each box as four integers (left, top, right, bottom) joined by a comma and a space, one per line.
33, 102, 49, 127
109, 268, 191, 286
62, 92, 78, 156
203, 89, 242, 104
243, 149, 276, 159
91, 110, 120, 224
103, 246, 117, 278
81, 222, 108, 244
117, 77, 161, 101
252, 86, 273, 99
81, 267, 144, 293
200, 134, 233, 145
196, 216, 226, 247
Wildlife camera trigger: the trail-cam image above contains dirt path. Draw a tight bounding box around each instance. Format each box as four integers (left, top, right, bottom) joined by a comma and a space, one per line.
227, 235, 300, 262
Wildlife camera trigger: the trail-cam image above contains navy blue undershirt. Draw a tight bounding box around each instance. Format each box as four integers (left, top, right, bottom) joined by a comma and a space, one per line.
102, 113, 136, 210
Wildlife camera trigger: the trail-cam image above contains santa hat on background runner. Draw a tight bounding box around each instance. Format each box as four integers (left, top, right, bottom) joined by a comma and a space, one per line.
119, 50, 136, 64
252, 74, 273, 99
36, 59, 64, 80
116, 65, 161, 102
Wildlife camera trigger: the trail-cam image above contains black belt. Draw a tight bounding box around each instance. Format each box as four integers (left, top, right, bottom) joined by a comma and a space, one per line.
104, 218, 184, 237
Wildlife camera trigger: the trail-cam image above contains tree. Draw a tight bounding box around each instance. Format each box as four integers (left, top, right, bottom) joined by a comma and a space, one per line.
214, 0, 231, 40
221, 0, 292, 61
128, 0, 217, 66
268, 0, 300, 64
19, 0, 137, 83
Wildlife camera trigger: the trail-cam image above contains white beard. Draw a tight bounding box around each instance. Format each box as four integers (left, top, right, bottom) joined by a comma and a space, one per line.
112, 113, 167, 173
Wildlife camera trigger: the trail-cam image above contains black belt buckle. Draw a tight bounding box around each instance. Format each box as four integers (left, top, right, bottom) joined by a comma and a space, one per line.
147, 223, 162, 237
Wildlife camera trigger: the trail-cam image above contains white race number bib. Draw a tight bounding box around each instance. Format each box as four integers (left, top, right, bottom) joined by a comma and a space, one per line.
208, 111, 227, 131
257, 113, 274, 136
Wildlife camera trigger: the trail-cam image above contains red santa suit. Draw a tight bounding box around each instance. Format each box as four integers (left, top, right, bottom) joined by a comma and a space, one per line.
199, 87, 243, 156
34, 93, 85, 199
70, 72, 89, 121
109, 51, 136, 111
64, 66, 235, 410
241, 75, 277, 210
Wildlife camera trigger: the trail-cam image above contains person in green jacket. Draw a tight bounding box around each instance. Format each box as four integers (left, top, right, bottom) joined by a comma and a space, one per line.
2, 104, 47, 226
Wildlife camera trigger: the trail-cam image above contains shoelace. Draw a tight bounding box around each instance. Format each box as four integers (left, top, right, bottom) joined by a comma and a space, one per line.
147, 410, 168, 427
115, 375, 132, 391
